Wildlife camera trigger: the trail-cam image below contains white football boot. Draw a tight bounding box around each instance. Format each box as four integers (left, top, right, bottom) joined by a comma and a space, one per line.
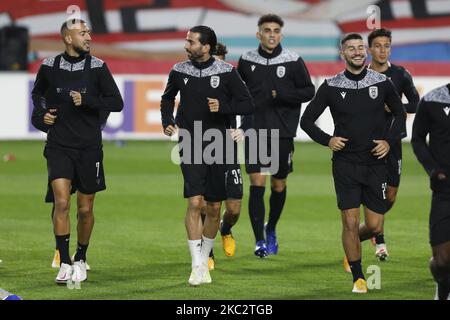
71, 254, 91, 271
375, 244, 389, 261
55, 263, 73, 284
72, 260, 88, 282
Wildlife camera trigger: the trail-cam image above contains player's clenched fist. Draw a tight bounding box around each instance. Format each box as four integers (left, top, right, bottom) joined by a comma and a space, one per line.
44, 108, 58, 125
164, 125, 178, 136
207, 97, 219, 112
70, 91, 82, 106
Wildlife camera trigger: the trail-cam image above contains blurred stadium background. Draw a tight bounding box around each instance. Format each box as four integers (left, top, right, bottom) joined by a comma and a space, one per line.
0, 0, 448, 300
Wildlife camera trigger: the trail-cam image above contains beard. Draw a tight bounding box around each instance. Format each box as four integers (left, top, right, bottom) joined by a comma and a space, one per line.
186, 49, 204, 61
74, 43, 90, 55
346, 56, 366, 70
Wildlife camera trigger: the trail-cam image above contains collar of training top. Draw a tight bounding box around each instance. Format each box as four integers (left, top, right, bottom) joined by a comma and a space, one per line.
344, 67, 368, 81
62, 51, 87, 64
191, 57, 215, 70
258, 44, 282, 59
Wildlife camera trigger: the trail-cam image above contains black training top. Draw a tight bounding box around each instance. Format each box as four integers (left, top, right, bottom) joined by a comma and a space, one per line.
160, 57, 254, 134
300, 68, 405, 165
31, 52, 123, 149
237, 45, 315, 138
412, 84, 450, 177
369, 62, 420, 139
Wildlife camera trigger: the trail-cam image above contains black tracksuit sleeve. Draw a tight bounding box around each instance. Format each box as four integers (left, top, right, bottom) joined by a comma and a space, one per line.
81, 63, 123, 112
385, 80, 406, 146
160, 70, 178, 129
274, 57, 315, 105
218, 68, 255, 115
300, 82, 332, 146
31, 65, 50, 133
401, 69, 420, 113
411, 99, 439, 177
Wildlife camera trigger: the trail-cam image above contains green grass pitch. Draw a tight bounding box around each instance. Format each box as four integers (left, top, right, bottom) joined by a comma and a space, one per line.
0, 140, 435, 299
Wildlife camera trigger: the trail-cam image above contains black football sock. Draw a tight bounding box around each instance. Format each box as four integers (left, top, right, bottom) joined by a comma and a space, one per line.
221, 209, 240, 236
349, 259, 365, 282
74, 242, 89, 262
220, 221, 232, 235
437, 279, 450, 300
266, 187, 287, 232
55, 234, 71, 265
430, 258, 450, 300
375, 233, 385, 245
249, 186, 266, 242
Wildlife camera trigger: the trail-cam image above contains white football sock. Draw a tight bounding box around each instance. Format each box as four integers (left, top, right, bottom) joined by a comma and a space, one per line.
201, 235, 215, 264
188, 239, 202, 268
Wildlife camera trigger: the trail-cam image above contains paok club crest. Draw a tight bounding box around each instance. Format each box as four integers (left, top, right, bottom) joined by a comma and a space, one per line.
210, 76, 220, 88
276, 66, 286, 78
369, 86, 378, 99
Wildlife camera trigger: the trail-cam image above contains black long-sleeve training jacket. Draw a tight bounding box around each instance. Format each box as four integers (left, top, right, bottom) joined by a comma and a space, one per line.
412, 84, 450, 179
31, 52, 123, 149
237, 45, 315, 137
301, 68, 405, 165
369, 62, 420, 139
161, 57, 254, 134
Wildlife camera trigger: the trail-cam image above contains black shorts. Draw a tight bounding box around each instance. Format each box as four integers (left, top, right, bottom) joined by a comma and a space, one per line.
245, 136, 294, 179
44, 146, 106, 202
386, 140, 402, 187
180, 163, 227, 202
332, 160, 387, 214
430, 192, 450, 246
226, 163, 243, 200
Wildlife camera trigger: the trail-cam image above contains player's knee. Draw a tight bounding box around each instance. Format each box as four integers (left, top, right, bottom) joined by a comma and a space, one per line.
250, 174, 266, 187
188, 197, 204, 211
54, 198, 70, 214
271, 179, 286, 193
77, 206, 93, 219
342, 216, 359, 231
433, 253, 450, 269
207, 202, 221, 215
226, 202, 241, 216
271, 184, 286, 193
228, 207, 241, 217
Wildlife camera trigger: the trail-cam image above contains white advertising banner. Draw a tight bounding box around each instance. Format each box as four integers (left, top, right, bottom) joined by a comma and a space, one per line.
0, 73, 449, 141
